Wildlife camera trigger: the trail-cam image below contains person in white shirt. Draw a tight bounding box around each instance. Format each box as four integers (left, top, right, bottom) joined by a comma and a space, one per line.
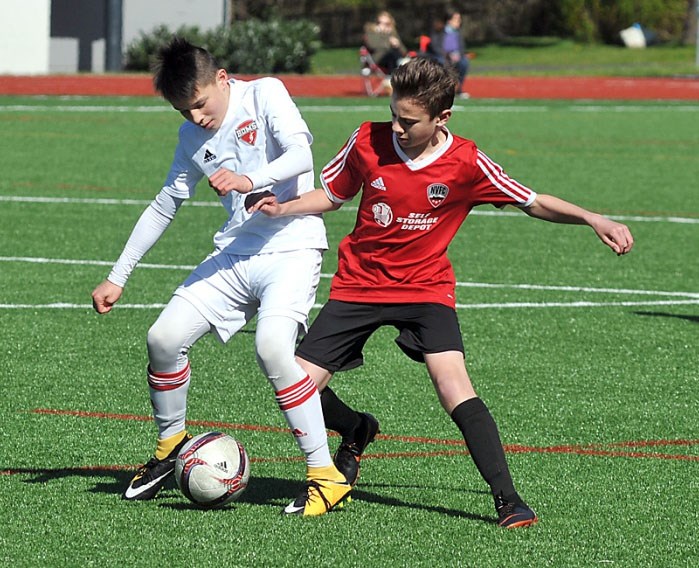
91, 37, 350, 516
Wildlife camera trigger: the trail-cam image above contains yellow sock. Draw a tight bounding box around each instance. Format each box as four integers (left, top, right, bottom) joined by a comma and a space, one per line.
307, 464, 347, 483
155, 431, 188, 460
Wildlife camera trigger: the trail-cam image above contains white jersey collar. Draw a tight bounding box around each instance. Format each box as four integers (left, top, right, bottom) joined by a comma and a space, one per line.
392, 127, 453, 171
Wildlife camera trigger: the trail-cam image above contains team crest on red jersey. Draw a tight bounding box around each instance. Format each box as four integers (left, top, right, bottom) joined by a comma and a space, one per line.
235, 120, 258, 145
427, 183, 449, 208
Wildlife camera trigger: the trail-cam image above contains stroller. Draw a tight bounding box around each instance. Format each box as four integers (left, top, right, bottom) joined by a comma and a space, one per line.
359, 36, 431, 97
359, 45, 391, 97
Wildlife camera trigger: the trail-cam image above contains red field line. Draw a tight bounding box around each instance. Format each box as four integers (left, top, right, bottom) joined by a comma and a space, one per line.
31, 407, 290, 434
1, 74, 698, 100
4, 440, 697, 476
27, 408, 699, 463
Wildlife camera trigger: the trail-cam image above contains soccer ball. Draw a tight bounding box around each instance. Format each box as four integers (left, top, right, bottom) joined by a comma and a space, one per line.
175, 432, 250, 508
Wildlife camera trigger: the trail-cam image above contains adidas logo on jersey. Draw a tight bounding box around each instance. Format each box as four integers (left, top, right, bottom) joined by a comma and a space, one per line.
370, 177, 386, 191
203, 149, 217, 163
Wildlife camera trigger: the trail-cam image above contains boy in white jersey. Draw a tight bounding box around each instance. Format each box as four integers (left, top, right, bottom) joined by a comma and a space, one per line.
91, 37, 350, 516
249, 57, 634, 527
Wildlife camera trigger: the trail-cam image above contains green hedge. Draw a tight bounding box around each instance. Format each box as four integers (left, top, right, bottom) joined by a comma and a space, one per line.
124, 19, 321, 74
543, 0, 690, 43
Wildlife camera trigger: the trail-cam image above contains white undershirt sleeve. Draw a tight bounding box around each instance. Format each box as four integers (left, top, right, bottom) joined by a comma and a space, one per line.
107, 191, 184, 287
243, 133, 313, 190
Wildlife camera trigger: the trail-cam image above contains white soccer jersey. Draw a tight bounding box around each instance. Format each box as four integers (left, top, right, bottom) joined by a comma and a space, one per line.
163, 77, 327, 254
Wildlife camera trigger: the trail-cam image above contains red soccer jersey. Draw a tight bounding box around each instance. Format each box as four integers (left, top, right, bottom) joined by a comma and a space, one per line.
320, 121, 537, 308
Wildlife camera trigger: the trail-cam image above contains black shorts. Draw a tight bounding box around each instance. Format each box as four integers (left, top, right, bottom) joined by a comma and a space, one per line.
296, 300, 464, 372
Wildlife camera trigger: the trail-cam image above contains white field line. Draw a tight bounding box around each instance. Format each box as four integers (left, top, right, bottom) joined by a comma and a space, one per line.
0, 303, 168, 309
2, 299, 699, 311
0, 256, 196, 271
1, 195, 697, 224
1, 255, 698, 310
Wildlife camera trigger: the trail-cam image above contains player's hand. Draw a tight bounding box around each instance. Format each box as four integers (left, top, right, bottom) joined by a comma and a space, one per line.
244, 190, 276, 212
91, 279, 123, 314
591, 217, 634, 256
246, 192, 283, 216
208, 168, 253, 197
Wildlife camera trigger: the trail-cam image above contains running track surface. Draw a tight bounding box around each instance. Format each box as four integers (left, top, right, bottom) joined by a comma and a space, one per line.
1, 74, 698, 99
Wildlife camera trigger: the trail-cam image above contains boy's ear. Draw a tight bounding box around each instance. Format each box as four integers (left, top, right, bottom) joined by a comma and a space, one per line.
436, 108, 452, 127
216, 68, 229, 85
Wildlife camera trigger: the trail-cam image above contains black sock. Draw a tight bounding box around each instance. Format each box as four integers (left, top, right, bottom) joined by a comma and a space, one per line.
320, 387, 362, 439
450, 397, 521, 503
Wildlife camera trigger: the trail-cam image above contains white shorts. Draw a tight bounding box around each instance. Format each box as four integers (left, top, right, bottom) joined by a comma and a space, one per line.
173, 248, 322, 343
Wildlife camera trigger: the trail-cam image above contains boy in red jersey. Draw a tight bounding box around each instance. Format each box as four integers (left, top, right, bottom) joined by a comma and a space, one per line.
248, 57, 634, 528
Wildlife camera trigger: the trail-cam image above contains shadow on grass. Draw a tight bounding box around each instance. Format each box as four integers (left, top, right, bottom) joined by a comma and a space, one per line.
11, 466, 133, 496
168, 476, 494, 524
8, 467, 494, 524
634, 311, 699, 324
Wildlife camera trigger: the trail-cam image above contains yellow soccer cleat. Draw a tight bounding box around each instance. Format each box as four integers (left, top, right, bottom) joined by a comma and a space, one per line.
283, 465, 352, 516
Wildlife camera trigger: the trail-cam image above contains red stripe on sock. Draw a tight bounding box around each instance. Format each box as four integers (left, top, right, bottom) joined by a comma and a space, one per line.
148, 362, 191, 391
275, 375, 317, 411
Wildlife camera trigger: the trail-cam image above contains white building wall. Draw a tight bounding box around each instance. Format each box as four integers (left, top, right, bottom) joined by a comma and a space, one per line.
123, 0, 225, 48
0, 0, 51, 74
48, 37, 79, 73
0, 0, 226, 75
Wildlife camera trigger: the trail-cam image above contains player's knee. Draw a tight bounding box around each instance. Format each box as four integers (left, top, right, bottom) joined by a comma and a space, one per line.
147, 320, 184, 367
255, 337, 293, 373
254, 323, 297, 381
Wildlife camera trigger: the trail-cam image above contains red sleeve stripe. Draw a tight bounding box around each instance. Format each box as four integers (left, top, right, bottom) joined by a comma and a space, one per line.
476, 150, 535, 204
320, 127, 360, 185
275, 375, 318, 411
147, 362, 191, 391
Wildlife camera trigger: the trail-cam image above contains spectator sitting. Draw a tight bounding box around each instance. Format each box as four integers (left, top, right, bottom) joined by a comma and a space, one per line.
363, 11, 408, 76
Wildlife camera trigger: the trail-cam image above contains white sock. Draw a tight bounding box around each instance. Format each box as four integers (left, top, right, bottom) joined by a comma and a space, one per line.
275, 374, 333, 468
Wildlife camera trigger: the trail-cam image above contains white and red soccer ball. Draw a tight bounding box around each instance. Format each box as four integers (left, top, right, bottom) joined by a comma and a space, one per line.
175, 432, 250, 508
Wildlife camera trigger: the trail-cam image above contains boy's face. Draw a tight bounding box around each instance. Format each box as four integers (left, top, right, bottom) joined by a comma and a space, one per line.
171, 69, 230, 130
390, 96, 450, 154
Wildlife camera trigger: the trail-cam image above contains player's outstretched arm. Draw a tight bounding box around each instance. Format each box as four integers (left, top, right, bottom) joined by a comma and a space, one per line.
91, 279, 124, 314
524, 193, 634, 255
247, 188, 341, 217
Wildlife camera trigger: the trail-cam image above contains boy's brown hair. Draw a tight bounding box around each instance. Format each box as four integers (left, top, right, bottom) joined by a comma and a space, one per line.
390, 57, 458, 118
152, 37, 220, 104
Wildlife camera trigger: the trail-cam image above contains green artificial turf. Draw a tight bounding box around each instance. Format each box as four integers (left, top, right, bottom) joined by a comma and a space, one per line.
0, 97, 697, 567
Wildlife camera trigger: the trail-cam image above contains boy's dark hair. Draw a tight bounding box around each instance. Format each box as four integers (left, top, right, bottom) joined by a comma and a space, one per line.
152, 37, 220, 103
390, 57, 457, 118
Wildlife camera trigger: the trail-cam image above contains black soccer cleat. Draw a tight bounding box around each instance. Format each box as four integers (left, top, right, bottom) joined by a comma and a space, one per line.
333, 412, 380, 486
122, 432, 192, 501
494, 494, 538, 528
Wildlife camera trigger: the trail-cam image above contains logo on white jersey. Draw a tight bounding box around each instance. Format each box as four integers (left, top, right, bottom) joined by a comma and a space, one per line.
235, 119, 258, 145
427, 183, 449, 208
372, 202, 393, 227
370, 177, 386, 191
203, 149, 217, 163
